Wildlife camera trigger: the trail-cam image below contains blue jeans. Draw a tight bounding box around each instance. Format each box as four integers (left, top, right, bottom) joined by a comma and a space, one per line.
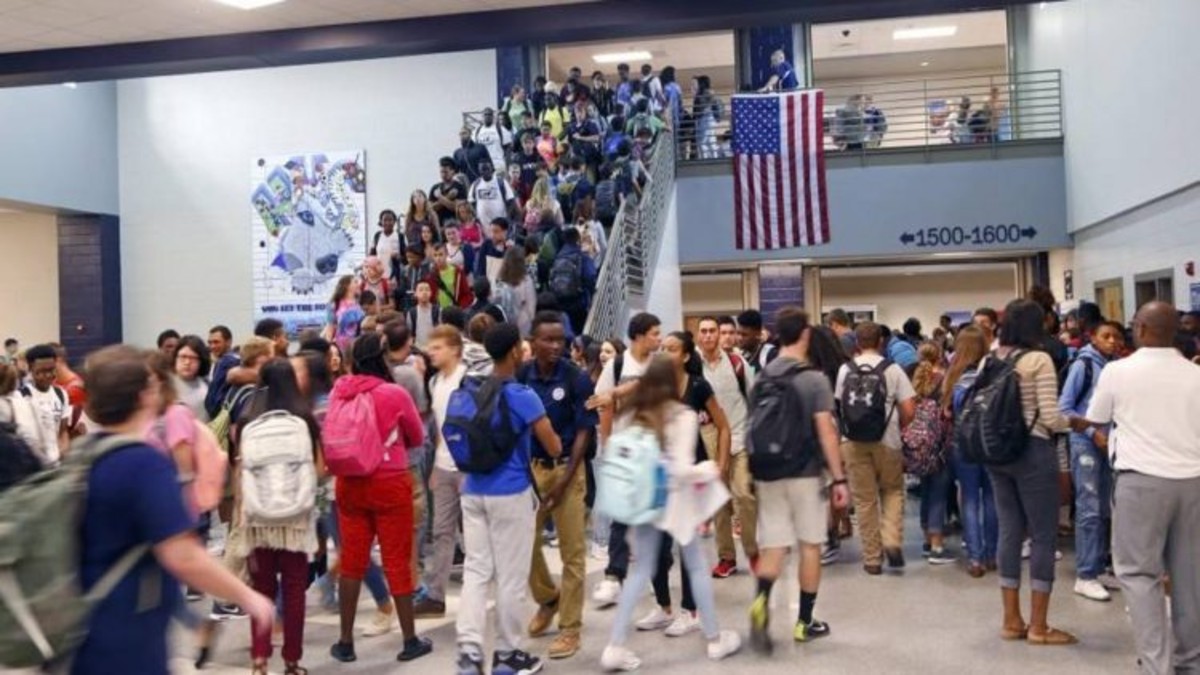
953, 449, 998, 564
1070, 435, 1111, 580
919, 463, 954, 536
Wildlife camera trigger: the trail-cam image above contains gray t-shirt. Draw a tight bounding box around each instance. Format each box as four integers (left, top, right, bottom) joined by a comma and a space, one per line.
758, 355, 835, 477
834, 353, 916, 450
390, 361, 430, 469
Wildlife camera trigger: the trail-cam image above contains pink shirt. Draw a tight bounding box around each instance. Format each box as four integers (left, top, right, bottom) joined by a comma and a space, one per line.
146, 403, 197, 455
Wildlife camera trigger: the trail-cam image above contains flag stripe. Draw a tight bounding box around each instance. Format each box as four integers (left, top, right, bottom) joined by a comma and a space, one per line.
815, 90, 830, 243
733, 154, 745, 250
800, 91, 815, 247
785, 94, 801, 248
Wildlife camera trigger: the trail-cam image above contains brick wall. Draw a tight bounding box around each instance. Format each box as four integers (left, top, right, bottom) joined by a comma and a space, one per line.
57, 214, 121, 364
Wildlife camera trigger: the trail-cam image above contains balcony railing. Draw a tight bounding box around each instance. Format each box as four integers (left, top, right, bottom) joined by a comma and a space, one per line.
674, 70, 1062, 162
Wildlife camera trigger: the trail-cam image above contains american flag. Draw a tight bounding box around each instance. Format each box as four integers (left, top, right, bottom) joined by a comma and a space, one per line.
732, 90, 830, 250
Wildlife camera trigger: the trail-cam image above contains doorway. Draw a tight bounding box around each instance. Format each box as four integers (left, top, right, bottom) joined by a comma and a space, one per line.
1094, 278, 1126, 324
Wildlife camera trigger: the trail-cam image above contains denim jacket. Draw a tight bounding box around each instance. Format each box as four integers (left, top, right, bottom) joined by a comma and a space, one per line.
1057, 344, 1109, 441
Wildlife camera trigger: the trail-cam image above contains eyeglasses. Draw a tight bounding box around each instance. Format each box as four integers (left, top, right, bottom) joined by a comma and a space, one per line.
177, 354, 200, 363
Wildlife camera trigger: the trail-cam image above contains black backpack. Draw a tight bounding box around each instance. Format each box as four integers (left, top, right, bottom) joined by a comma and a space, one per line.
747, 363, 818, 481
548, 251, 585, 303
838, 359, 894, 442
955, 351, 1035, 466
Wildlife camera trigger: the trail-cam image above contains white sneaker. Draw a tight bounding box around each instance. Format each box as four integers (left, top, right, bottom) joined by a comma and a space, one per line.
635, 607, 673, 631
664, 611, 700, 637
593, 578, 622, 608
707, 630, 742, 660
361, 608, 398, 637
1074, 578, 1112, 602
600, 645, 642, 671
589, 541, 610, 561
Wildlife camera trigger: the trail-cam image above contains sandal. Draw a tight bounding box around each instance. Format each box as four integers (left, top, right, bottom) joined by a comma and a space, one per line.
285, 662, 309, 674
1028, 627, 1077, 646
1000, 624, 1029, 641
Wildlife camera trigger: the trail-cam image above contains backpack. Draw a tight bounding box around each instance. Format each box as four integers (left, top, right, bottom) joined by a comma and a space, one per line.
1061, 352, 1098, 409
611, 158, 636, 198
207, 384, 256, 455
629, 112, 656, 139
406, 305, 442, 334
323, 390, 392, 477
594, 179, 618, 220
838, 359, 895, 442
442, 377, 521, 474
492, 281, 520, 327
955, 351, 1035, 466
0, 400, 42, 492
727, 352, 749, 400
154, 409, 229, 515
595, 424, 668, 525
0, 434, 154, 668
901, 396, 949, 477
746, 362, 818, 481
548, 250, 585, 302
238, 411, 317, 524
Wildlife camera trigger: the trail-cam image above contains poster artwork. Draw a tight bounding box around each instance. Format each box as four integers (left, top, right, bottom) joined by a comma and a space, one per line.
250, 151, 367, 336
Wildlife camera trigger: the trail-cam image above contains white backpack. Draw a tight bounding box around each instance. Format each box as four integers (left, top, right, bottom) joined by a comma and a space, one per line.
239, 411, 317, 524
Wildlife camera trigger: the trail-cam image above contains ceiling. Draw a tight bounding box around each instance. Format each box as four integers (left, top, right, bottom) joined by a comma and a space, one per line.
0, 0, 595, 54
547, 32, 736, 81
811, 10, 1007, 59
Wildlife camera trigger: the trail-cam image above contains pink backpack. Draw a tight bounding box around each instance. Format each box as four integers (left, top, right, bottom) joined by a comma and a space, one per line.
189, 420, 228, 514
322, 392, 386, 477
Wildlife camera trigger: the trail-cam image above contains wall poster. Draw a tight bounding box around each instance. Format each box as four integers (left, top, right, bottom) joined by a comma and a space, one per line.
251, 151, 367, 336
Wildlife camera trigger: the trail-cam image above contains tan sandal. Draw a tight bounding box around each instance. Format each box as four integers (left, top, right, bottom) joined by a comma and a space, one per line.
1028, 627, 1077, 646
1000, 624, 1028, 641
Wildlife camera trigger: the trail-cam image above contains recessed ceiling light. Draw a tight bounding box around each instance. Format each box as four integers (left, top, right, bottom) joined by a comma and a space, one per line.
920, 61, 930, 67
212, 0, 286, 9
893, 26, 958, 40
593, 50, 652, 64
62, 81, 78, 89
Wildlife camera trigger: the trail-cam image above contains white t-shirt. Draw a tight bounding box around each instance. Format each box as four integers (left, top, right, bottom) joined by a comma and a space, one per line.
702, 350, 753, 454
469, 177, 511, 229
473, 124, 513, 171
22, 385, 69, 463
431, 363, 468, 472
1086, 347, 1200, 479
2, 394, 42, 460
835, 353, 915, 451
374, 228, 402, 271
596, 350, 652, 394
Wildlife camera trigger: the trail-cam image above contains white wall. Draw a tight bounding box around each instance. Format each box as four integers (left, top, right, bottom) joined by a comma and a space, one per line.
646, 192, 683, 333
0, 212, 60, 344
1021, 0, 1200, 232
820, 265, 1018, 332
118, 50, 497, 344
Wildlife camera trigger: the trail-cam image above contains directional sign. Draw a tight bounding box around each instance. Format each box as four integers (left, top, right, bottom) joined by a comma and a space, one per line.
897, 224, 1039, 249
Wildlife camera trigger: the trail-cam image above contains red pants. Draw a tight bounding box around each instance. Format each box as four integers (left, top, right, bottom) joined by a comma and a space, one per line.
248, 548, 307, 662
336, 471, 415, 595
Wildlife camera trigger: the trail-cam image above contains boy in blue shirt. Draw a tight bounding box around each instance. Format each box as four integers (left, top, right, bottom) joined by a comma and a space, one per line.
455, 323, 563, 675
758, 49, 799, 93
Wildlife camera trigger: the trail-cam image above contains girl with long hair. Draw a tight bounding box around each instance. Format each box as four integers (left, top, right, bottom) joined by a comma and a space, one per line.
405, 189, 440, 247
600, 356, 740, 670
454, 200, 483, 246
495, 245, 538, 335
911, 341, 954, 564
691, 75, 720, 159
523, 177, 564, 234
323, 275, 358, 342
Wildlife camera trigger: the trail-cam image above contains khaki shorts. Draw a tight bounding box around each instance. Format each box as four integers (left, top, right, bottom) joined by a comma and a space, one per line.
755, 476, 828, 548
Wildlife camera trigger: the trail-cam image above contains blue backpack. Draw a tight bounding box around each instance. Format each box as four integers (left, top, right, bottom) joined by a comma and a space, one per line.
595, 425, 668, 525
443, 377, 520, 474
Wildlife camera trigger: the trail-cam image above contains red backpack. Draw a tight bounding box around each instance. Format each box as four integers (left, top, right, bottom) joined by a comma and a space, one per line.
322, 392, 385, 477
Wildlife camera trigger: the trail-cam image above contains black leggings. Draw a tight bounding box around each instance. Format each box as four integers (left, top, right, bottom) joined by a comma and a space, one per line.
652, 532, 695, 612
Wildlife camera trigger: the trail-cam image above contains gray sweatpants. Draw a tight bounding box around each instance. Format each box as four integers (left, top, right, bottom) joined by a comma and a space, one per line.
1113, 472, 1200, 675
424, 467, 464, 603
456, 487, 538, 655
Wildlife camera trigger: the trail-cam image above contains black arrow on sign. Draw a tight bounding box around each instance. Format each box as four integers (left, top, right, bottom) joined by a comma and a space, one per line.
899, 232, 915, 245
1020, 226, 1038, 239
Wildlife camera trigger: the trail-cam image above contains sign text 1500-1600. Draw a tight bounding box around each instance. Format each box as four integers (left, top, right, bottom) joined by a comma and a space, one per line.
899, 224, 1038, 248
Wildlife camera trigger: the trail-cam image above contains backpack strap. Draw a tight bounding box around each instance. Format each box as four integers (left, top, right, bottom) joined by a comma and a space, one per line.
728, 352, 748, 399
613, 354, 624, 384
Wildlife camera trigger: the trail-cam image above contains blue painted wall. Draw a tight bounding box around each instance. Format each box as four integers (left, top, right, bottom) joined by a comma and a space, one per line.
0, 82, 118, 214
495, 46, 528, 106
676, 153, 1070, 265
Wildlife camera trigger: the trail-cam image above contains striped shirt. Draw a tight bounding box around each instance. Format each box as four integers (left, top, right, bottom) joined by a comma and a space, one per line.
1001, 349, 1070, 439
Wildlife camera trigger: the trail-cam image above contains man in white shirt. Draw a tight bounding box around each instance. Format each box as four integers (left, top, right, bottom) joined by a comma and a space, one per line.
473, 108, 514, 173
1073, 302, 1200, 674
834, 323, 916, 575
469, 162, 517, 230
20, 344, 71, 464
696, 317, 758, 578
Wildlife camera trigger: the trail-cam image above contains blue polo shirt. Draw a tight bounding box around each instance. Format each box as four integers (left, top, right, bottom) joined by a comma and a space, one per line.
773, 61, 799, 90
461, 382, 546, 497
518, 358, 597, 462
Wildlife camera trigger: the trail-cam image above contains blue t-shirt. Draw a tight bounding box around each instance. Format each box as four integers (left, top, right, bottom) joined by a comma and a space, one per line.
463, 383, 546, 497
773, 61, 799, 90
73, 442, 194, 675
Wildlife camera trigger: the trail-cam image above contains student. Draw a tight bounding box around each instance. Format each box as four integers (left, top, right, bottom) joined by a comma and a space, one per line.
989, 299, 1073, 645
205, 325, 238, 419
1, 337, 17, 366
72, 345, 273, 675
1057, 320, 1122, 601
464, 314, 497, 376
883, 326, 919, 371
407, 281, 441, 348
157, 330, 182, 358
521, 312, 598, 660
370, 209, 404, 281
825, 309, 858, 355
255, 318, 291, 360
475, 217, 513, 284
427, 243, 474, 309
360, 290, 380, 319
52, 343, 88, 412
470, 162, 518, 229
549, 227, 597, 337
495, 245, 537, 336
173, 335, 211, 423
716, 316, 740, 354
973, 307, 1000, 349
911, 341, 954, 564
442, 222, 475, 274
942, 327, 997, 578
467, 276, 508, 325
404, 190, 440, 248
19, 343, 73, 464
233, 359, 323, 675
455, 200, 484, 247
328, 335, 432, 663
834, 322, 916, 575
599, 356, 741, 671
747, 308, 850, 653
737, 310, 776, 374
694, 317, 756, 579
360, 257, 392, 309
592, 313, 663, 607
324, 276, 360, 344
473, 107, 514, 172
395, 244, 433, 313
454, 323, 562, 675
431, 158, 470, 225
1071, 302, 1200, 671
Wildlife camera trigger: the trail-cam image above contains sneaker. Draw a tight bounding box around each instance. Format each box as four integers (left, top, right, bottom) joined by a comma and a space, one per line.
863, 564, 883, 576
362, 608, 398, 637
600, 645, 641, 672
210, 602, 246, 621
1074, 578, 1112, 602
664, 611, 700, 637
457, 650, 485, 675
922, 542, 932, 558
548, 631, 581, 659
593, 578, 622, 608
794, 619, 831, 642
707, 630, 742, 660
397, 636, 434, 662
414, 598, 446, 618
493, 649, 543, 675
589, 541, 609, 561
330, 641, 357, 663
820, 543, 841, 566
749, 594, 772, 655
928, 548, 956, 565
711, 559, 737, 578
635, 607, 673, 631
884, 548, 906, 569
1098, 573, 1122, 591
